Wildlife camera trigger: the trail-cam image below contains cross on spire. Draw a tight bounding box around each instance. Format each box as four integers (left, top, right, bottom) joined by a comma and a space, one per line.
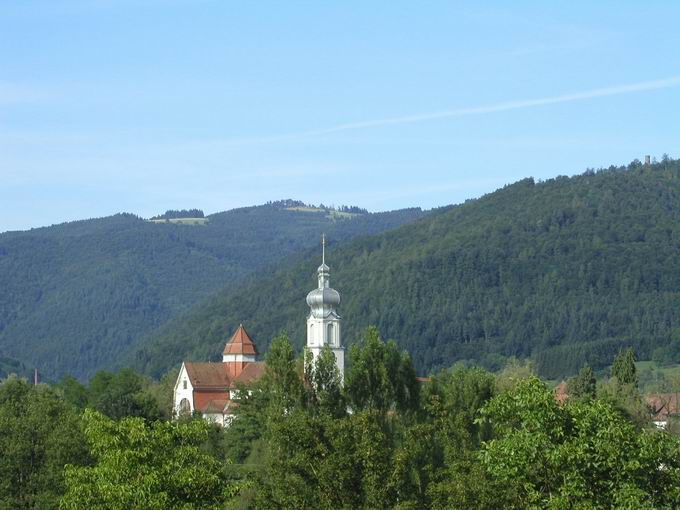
322, 233, 326, 265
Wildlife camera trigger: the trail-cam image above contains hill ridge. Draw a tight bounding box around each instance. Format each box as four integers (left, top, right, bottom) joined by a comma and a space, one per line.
133, 158, 680, 380
0, 203, 424, 380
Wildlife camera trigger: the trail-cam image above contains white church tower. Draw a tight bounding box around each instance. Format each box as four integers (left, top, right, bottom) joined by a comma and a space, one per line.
305, 234, 344, 380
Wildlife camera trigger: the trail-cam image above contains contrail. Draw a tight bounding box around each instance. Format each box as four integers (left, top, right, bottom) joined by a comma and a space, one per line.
220, 76, 680, 145
308, 76, 680, 135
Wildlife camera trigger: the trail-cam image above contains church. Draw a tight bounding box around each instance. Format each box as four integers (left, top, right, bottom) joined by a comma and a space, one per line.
173, 237, 344, 425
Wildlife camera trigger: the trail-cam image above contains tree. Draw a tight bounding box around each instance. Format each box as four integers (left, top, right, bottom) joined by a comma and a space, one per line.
430, 365, 495, 444
0, 376, 90, 509
261, 333, 305, 412
495, 358, 535, 393
568, 364, 596, 400
345, 326, 419, 414
85, 369, 161, 420
304, 345, 345, 417
255, 329, 420, 509
422, 366, 498, 509
256, 409, 332, 509
61, 410, 241, 510
58, 375, 89, 409
223, 378, 269, 463
612, 348, 638, 387
597, 376, 650, 428
140, 366, 180, 421
478, 376, 680, 508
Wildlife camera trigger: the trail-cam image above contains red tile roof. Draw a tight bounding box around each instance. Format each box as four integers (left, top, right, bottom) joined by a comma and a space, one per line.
234, 362, 265, 385
554, 381, 569, 405
185, 362, 230, 388
204, 399, 231, 414
193, 391, 230, 413
646, 393, 680, 422
223, 324, 258, 356
184, 360, 265, 389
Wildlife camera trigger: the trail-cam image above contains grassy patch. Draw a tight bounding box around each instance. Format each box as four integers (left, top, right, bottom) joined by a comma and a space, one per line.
284, 206, 326, 213
149, 218, 209, 225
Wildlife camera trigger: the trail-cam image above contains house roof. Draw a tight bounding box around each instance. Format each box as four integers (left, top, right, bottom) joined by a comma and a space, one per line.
646, 393, 680, 422
234, 362, 266, 384
184, 359, 265, 392
554, 381, 569, 404
223, 324, 258, 356
204, 399, 230, 414
184, 362, 230, 388
193, 391, 230, 413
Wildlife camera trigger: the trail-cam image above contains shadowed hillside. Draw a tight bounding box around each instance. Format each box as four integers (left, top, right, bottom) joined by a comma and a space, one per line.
0, 203, 423, 380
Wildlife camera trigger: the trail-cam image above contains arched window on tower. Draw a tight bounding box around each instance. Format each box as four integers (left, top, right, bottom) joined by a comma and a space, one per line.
309, 323, 314, 345
327, 323, 333, 346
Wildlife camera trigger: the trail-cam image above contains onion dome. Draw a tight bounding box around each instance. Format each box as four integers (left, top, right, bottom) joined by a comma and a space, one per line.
306, 235, 341, 318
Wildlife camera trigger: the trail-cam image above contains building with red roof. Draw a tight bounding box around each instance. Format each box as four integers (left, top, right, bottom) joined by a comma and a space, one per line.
173, 238, 345, 426
646, 392, 680, 429
173, 324, 265, 426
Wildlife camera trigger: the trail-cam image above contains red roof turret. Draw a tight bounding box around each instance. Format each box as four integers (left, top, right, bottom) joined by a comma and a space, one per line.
223, 324, 258, 356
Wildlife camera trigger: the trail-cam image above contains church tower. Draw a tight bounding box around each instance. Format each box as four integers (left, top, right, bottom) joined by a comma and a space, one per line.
222, 324, 257, 378
306, 234, 344, 380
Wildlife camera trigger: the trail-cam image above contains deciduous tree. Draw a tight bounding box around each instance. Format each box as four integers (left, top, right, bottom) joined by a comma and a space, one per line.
61, 410, 240, 510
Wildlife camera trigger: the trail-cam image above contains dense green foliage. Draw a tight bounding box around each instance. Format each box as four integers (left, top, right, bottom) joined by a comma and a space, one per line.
137, 159, 680, 379
2, 332, 680, 508
0, 377, 90, 509
478, 377, 680, 509
0, 203, 422, 379
61, 410, 240, 510
612, 347, 639, 386
150, 208, 205, 219
0, 355, 29, 380
222, 331, 680, 509
0, 376, 243, 508
58, 367, 173, 421
344, 326, 420, 414
568, 364, 597, 400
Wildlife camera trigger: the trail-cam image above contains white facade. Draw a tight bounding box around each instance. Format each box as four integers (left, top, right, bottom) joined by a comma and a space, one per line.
173, 363, 194, 416
305, 237, 345, 380
307, 314, 344, 376
222, 353, 256, 363
203, 413, 226, 427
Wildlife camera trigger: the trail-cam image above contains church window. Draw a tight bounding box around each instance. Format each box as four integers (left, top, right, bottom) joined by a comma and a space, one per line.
327, 323, 333, 345
183, 380, 187, 390
178, 398, 191, 416
309, 323, 314, 345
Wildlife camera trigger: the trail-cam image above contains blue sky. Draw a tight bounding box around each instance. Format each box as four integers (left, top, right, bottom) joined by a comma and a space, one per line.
2, 1, 680, 232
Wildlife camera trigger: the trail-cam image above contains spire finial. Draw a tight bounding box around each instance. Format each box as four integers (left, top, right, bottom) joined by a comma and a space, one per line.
322, 233, 326, 265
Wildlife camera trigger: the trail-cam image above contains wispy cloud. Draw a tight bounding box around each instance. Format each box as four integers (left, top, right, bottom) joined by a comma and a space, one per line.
218, 76, 680, 146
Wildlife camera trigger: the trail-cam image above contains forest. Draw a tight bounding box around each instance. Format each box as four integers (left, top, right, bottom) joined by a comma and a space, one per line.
0, 204, 423, 380
8, 159, 680, 383
150, 209, 206, 220
1, 327, 679, 509
135, 157, 680, 380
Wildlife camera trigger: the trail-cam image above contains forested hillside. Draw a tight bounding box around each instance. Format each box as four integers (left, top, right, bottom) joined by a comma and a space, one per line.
0, 355, 29, 380
135, 158, 680, 380
0, 203, 423, 380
